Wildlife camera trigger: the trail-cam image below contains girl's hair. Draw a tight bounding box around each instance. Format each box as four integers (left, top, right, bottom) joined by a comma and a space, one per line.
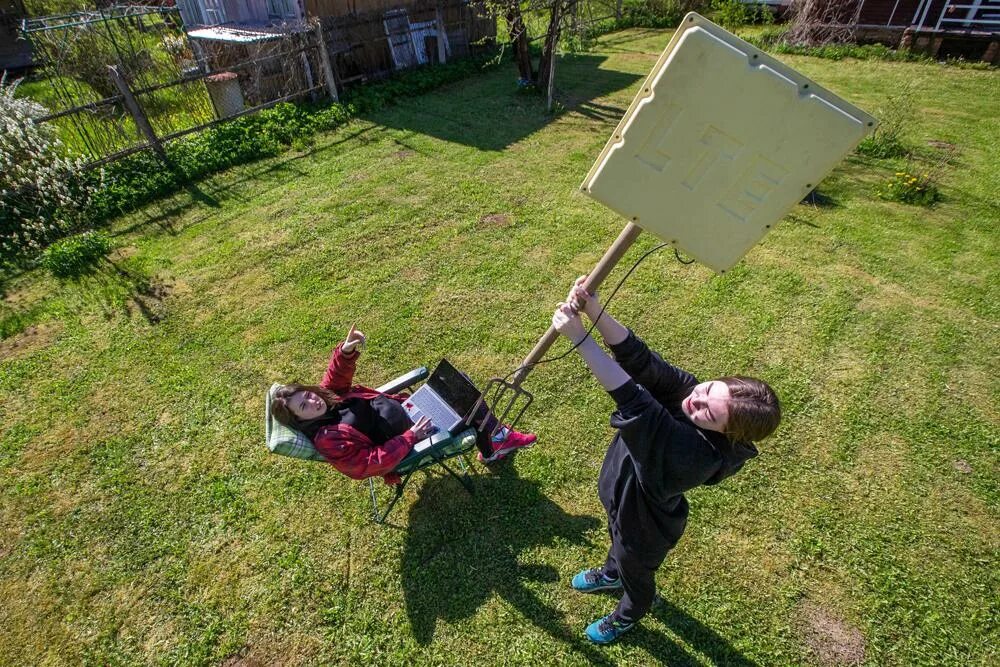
270, 384, 340, 430
717, 376, 781, 443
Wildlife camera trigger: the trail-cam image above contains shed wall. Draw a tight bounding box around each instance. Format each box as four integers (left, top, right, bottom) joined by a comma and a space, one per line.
305, 0, 431, 18
857, 0, 951, 27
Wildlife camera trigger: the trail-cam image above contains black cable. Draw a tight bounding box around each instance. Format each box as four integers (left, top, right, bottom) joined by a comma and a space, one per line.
498, 240, 673, 383
674, 247, 695, 264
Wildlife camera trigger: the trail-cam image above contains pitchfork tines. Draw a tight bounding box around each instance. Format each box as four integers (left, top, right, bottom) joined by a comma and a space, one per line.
465, 376, 534, 439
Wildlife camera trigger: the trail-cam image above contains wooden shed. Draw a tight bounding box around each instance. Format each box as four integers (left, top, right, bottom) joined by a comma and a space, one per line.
852, 0, 999, 63
179, 0, 495, 106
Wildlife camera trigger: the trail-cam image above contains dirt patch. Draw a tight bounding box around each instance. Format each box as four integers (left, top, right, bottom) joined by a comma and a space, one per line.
478, 213, 513, 228
0, 321, 63, 359
218, 643, 302, 667
391, 149, 416, 159
796, 599, 866, 666
953, 459, 973, 474
126, 279, 173, 324
927, 140, 957, 151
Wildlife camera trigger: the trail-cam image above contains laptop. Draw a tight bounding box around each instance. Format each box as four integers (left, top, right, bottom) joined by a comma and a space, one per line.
401, 359, 483, 437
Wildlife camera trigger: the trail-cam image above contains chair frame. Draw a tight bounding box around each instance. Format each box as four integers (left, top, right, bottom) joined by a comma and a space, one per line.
366, 367, 477, 524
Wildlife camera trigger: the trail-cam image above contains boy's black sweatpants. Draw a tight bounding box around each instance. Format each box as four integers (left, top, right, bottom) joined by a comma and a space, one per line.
601, 526, 670, 622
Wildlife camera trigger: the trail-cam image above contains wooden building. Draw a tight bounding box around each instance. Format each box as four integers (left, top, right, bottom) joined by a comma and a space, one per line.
177, 0, 495, 101
853, 0, 998, 63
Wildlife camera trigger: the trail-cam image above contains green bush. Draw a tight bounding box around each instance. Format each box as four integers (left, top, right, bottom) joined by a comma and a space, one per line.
621, 0, 689, 28
1, 74, 99, 268
856, 82, 915, 159
740, 34, 993, 69
857, 133, 907, 159
41, 230, 112, 279
710, 0, 773, 30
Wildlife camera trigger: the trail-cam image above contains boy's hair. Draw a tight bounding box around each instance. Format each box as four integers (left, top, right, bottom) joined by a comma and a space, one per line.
717, 376, 781, 442
271, 383, 340, 430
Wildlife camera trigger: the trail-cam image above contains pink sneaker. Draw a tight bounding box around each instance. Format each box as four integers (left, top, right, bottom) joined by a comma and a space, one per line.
478, 428, 537, 463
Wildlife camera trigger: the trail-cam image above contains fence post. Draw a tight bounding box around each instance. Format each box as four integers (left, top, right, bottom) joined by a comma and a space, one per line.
314, 22, 340, 102
107, 65, 166, 159
435, 6, 448, 64
300, 50, 318, 102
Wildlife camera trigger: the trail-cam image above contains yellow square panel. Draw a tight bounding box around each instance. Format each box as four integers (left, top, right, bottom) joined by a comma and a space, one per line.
581, 13, 877, 273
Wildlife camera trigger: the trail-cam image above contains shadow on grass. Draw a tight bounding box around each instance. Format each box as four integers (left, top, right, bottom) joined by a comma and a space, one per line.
112, 125, 387, 240
370, 54, 642, 151
627, 598, 760, 665
401, 463, 610, 658
0, 255, 167, 339
112, 55, 640, 240
401, 462, 757, 664
594, 29, 672, 55
63, 258, 170, 325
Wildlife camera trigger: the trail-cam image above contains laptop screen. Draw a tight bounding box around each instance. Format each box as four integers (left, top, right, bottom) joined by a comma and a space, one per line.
427, 359, 482, 420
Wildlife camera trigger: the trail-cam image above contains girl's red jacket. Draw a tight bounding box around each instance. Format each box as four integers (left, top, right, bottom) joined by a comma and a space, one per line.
312, 343, 416, 485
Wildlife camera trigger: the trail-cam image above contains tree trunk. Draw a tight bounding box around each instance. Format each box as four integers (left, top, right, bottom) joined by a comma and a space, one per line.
539, 0, 573, 90
504, 2, 534, 82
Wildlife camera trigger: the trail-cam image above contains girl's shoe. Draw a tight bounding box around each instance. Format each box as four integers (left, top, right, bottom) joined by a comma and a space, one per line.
585, 613, 635, 644
571, 568, 623, 593
477, 428, 537, 463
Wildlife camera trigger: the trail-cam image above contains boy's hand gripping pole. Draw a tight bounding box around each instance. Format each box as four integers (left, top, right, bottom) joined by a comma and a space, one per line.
466, 223, 644, 438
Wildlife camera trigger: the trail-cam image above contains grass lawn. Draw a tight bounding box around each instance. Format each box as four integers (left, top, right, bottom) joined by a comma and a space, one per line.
1, 28, 997, 665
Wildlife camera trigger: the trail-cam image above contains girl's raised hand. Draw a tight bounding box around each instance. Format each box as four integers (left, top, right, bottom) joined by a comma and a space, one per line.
342, 323, 366, 354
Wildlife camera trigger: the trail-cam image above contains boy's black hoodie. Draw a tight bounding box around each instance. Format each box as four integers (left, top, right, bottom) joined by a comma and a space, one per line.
598, 330, 758, 567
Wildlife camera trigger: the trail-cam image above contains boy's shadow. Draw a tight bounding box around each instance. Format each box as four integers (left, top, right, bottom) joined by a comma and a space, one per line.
401, 464, 614, 660
628, 599, 760, 666
400, 464, 758, 665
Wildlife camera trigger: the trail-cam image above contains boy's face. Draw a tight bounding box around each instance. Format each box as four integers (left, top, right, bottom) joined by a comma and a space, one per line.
681, 381, 730, 433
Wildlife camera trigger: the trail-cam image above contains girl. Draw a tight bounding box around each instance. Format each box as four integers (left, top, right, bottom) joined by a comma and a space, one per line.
552, 278, 780, 645
270, 325, 537, 485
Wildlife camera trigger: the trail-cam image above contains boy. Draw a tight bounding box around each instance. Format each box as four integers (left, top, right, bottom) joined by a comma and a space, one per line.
552, 278, 780, 644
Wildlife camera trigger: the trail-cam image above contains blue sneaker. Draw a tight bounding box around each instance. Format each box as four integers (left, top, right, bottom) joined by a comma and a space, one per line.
585, 613, 635, 644
571, 568, 623, 593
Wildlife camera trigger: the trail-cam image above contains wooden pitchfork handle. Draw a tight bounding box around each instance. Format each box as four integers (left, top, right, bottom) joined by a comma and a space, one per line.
509, 222, 644, 387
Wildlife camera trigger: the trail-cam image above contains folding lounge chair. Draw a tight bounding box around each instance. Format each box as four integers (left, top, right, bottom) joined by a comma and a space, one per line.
264, 367, 478, 523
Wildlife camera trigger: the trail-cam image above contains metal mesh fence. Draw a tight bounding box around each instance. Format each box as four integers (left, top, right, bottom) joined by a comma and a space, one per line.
20, 7, 321, 166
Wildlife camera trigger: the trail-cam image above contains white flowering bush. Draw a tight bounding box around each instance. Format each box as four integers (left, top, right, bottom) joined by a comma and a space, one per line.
0, 73, 99, 266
